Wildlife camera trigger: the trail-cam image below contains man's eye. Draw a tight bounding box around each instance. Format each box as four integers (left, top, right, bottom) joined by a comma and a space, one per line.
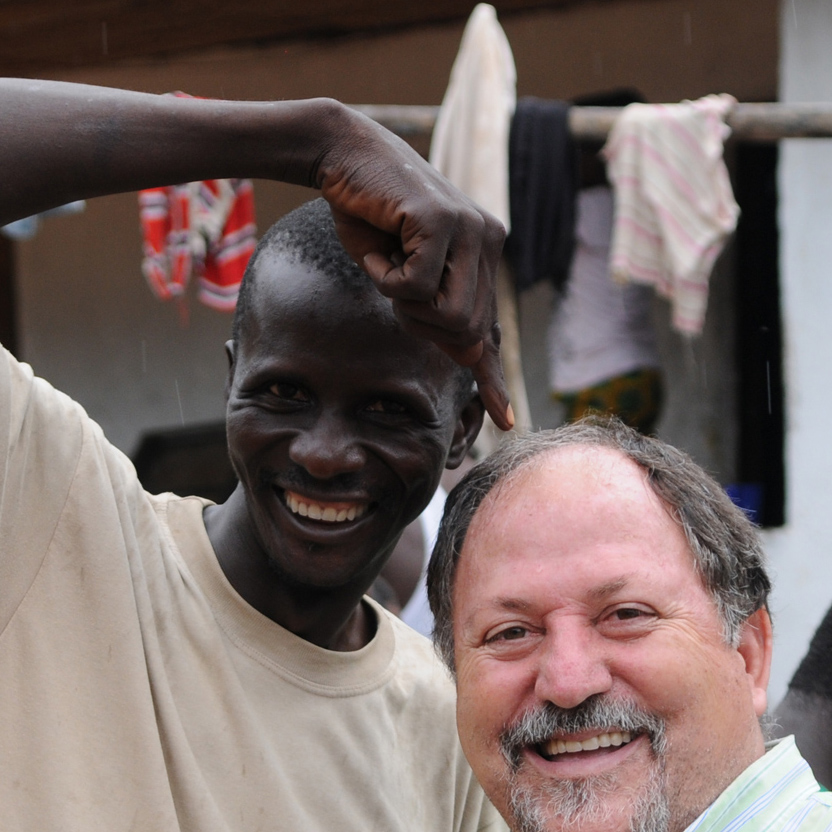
606, 606, 656, 624
269, 383, 308, 402
613, 608, 644, 620
366, 399, 408, 415
488, 626, 528, 643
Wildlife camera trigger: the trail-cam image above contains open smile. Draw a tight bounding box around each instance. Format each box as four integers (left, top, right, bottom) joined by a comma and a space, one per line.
537, 730, 635, 760
282, 489, 372, 524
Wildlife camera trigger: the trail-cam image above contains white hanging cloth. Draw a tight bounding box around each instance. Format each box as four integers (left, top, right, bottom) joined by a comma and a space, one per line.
429, 3, 532, 444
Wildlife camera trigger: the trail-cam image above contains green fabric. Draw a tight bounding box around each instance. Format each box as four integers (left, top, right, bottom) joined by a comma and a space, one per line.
686, 736, 832, 832
553, 367, 663, 435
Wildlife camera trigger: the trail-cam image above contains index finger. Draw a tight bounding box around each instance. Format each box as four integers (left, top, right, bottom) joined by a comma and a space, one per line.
456, 324, 514, 432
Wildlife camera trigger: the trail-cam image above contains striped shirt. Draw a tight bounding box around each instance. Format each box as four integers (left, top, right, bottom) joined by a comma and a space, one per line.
686, 736, 832, 832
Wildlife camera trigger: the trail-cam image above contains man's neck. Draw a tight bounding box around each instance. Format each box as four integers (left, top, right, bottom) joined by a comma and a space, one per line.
202, 489, 378, 651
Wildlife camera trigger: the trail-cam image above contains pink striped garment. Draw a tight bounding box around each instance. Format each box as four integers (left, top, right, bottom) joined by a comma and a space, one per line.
602, 94, 740, 335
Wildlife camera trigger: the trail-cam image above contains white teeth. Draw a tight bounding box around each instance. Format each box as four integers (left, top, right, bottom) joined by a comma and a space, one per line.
284, 493, 368, 524
544, 730, 636, 758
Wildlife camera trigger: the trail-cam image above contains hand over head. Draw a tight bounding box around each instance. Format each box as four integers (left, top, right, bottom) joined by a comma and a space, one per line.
316, 108, 513, 431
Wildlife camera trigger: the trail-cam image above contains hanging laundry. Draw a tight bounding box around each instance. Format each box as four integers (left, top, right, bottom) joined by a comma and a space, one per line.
602, 93, 740, 335
138, 93, 256, 313
429, 3, 515, 228
505, 97, 577, 293
430, 2, 533, 443
548, 186, 663, 434
139, 177, 256, 313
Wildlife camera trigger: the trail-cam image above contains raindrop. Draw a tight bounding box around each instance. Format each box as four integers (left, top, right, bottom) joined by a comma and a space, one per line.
175, 379, 185, 425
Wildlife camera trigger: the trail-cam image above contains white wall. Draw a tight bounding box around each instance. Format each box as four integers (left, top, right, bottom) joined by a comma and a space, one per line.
765, 0, 832, 705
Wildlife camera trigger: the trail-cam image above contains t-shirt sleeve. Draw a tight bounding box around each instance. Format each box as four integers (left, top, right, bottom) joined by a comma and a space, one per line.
0, 345, 85, 630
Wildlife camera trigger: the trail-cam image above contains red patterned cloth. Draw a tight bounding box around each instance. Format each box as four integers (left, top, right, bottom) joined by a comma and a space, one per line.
139, 177, 256, 312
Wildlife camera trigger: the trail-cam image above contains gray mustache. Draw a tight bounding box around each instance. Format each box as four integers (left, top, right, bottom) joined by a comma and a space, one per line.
500, 695, 667, 769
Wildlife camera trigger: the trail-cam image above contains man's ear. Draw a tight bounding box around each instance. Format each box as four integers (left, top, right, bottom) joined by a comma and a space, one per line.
446, 393, 485, 470
737, 607, 773, 718
224, 340, 236, 400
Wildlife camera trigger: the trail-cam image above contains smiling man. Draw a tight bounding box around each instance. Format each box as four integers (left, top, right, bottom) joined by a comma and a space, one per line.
428, 418, 832, 832
0, 81, 508, 831
205, 198, 486, 654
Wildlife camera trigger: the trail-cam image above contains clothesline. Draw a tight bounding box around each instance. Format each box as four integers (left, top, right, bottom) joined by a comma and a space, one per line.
351, 102, 832, 142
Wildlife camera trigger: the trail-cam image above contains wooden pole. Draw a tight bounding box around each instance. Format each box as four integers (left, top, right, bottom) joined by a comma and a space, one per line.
351, 102, 832, 142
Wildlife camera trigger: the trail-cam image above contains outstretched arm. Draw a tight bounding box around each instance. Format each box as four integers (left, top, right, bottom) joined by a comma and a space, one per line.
0, 79, 511, 429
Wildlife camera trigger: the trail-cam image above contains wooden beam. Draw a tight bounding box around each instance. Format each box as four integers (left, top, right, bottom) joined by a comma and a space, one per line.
0, 0, 596, 75
352, 102, 832, 142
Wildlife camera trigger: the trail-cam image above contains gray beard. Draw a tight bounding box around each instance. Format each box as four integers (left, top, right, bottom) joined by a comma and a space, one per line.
499, 697, 670, 832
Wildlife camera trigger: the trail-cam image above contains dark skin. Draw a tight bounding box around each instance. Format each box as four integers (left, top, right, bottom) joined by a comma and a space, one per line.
203, 252, 484, 650
381, 454, 477, 611
0, 78, 512, 430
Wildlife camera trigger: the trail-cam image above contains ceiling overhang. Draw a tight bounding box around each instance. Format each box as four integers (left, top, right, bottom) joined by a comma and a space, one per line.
1, 1, 610, 75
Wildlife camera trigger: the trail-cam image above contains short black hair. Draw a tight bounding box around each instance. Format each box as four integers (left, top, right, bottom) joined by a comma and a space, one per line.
232, 198, 370, 343
232, 198, 476, 411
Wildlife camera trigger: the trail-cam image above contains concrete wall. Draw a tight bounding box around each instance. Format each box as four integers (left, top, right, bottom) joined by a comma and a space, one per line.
764, 0, 832, 706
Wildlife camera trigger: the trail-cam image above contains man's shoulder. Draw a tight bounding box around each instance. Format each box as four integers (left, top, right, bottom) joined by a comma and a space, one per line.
379, 603, 457, 694
696, 737, 832, 832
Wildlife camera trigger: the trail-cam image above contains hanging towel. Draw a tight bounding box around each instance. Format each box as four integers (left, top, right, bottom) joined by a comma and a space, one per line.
138, 177, 256, 312
602, 93, 740, 335
429, 2, 515, 228
429, 3, 532, 444
505, 97, 577, 293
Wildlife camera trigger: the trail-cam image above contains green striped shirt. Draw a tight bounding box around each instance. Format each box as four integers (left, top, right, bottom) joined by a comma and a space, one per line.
686, 736, 832, 832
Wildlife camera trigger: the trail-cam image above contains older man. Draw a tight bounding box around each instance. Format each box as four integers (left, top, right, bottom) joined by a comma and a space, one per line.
428, 418, 832, 832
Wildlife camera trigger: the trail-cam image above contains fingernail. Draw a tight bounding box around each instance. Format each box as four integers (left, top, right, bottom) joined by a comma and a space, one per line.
505, 402, 515, 429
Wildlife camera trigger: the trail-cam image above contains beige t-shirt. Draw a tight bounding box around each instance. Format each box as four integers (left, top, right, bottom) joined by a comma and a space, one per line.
0, 348, 505, 832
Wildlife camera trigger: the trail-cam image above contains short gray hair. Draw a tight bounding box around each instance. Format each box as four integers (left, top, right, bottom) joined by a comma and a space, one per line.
427, 416, 771, 674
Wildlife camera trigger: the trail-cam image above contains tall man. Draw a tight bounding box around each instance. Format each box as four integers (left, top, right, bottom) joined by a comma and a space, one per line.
0, 80, 509, 830
428, 418, 832, 832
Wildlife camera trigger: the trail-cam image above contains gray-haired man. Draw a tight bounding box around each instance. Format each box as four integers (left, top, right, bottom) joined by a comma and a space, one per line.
428, 417, 832, 832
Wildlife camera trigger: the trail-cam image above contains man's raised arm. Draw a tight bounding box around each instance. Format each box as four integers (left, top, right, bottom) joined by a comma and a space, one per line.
0, 79, 511, 428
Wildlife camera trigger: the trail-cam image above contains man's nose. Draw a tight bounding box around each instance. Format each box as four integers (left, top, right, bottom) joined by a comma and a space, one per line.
534, 620, 613, 710
288, 412, 367, 480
